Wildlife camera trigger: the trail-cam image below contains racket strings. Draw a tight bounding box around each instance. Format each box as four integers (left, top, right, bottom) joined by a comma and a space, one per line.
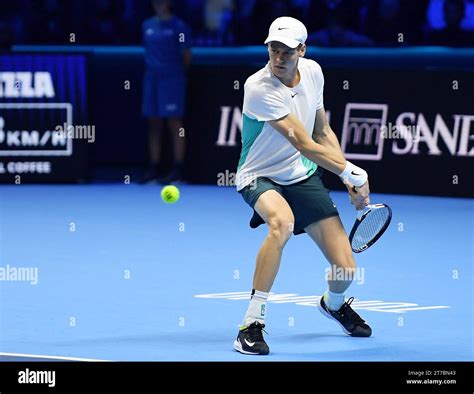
352, 208, 390, 251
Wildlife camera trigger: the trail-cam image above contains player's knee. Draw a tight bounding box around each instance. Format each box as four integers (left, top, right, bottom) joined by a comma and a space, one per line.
342, 255, 357, 271
333, 249, 356, 269
267, 216, 294, 246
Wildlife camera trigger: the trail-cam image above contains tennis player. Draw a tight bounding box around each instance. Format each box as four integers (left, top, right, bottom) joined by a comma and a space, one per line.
234, 16, 372, 355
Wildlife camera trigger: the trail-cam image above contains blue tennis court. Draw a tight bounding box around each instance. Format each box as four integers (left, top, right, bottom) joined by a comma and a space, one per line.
0, 184, 471, 362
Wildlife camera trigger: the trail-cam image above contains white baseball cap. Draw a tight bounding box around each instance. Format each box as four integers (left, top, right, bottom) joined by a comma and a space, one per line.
264, 16, 307, 49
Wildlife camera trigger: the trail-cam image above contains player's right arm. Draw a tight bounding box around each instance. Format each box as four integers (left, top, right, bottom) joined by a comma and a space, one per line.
312, 107, 370, 207
244, 81, 366, 192
269, 113, 347, 176
270, 113, 369, 208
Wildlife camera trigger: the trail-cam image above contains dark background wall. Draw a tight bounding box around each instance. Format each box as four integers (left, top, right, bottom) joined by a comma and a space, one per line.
9, 46, 474, 197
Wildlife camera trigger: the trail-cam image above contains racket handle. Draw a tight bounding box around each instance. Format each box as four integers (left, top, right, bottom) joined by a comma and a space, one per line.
353, 185, 369, 217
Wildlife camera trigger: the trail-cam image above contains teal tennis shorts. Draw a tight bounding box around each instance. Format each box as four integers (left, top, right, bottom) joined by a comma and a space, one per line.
239, 167, 339, 235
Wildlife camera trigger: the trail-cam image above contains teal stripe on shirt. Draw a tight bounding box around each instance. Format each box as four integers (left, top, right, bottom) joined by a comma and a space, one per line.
237, 114, 265, 171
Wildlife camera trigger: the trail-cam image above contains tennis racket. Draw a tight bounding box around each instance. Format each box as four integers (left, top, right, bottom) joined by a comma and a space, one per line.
349, 203, 392, 253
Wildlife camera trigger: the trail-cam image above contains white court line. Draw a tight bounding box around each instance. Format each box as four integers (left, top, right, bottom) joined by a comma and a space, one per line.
0, 352, 110, 362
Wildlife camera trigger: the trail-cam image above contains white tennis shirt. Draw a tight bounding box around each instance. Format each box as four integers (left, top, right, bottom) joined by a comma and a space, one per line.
236, 57, 325, 191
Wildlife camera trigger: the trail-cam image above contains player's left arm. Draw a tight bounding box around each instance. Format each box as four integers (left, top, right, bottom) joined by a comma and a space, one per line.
313, 108, 370, 208
312, 108, 343, 157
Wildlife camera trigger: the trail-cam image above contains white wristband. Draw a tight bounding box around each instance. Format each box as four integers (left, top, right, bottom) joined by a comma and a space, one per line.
339, 161, 368, 187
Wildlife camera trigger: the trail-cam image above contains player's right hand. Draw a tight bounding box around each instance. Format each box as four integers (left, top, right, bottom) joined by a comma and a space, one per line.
346, 180, 370, 210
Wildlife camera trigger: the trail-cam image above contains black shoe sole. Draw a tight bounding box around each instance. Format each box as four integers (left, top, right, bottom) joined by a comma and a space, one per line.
233, 339, 269, 355
318, 303, 372, 337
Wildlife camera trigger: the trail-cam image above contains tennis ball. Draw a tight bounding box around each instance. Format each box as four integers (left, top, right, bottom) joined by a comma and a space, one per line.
161, 185, 180, 204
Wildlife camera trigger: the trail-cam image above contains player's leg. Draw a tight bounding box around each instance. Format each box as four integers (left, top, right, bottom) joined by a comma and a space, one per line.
305, 216, 372, 337
252, 189, 294, 292
282, 168, 371, 337
305, 215, 355, 294
234, 184, 294, 355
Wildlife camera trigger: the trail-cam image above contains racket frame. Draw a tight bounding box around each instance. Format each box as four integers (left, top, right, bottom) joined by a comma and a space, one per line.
349, 204, 392, 253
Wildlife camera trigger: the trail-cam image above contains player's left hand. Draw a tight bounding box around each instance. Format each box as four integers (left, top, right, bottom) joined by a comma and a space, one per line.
345, 181, 370, 210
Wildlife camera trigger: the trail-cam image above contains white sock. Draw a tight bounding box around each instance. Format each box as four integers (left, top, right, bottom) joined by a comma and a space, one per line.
243, 289, 269, 326
324, 290, 345, 311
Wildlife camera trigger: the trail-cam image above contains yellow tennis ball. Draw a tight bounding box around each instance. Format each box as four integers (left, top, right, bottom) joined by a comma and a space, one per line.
161, 185, 180, 204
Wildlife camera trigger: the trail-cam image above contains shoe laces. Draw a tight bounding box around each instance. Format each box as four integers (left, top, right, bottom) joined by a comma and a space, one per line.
339, 297, 365, 323
247, 322, 268, 342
